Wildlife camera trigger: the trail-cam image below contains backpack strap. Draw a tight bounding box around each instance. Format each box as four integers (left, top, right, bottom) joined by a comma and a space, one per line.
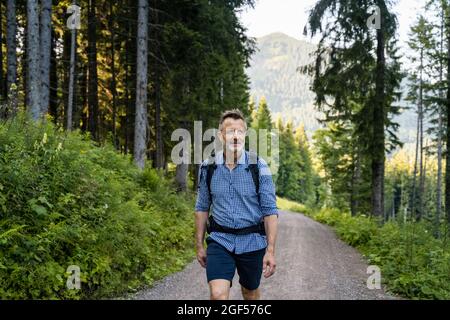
203, 151, 265, 236
205, 151, 260, 204
206, 162, 217, 200
247, 152, 260, 200
203, 156, 217, 234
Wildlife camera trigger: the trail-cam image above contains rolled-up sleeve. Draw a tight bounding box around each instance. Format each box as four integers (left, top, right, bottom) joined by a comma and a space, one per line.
195, 163, 211, 212
258, 157, 279, 217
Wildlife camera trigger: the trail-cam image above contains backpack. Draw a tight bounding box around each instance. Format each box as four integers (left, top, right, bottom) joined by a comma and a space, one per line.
205, 152, 260, 204
200, 151, 265, 235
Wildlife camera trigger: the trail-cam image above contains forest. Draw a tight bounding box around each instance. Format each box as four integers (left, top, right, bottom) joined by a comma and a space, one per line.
0, 0, 449, 299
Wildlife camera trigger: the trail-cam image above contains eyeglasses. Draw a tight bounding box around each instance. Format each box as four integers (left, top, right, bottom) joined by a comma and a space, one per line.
223, 129, 247, 137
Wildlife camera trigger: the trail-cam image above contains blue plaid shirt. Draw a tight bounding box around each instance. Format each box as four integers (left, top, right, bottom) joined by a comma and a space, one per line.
195, 150, 279, 254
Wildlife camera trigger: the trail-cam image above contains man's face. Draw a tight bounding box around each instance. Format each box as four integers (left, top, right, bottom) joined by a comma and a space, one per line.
219, 118, 247, 155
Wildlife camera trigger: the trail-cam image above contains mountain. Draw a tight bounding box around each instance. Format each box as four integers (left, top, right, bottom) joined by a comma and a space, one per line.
246, 33, 322, 133
245, 32, 417, 149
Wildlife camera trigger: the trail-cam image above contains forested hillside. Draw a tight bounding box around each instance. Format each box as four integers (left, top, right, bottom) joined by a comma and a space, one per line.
246, 32, 418, 145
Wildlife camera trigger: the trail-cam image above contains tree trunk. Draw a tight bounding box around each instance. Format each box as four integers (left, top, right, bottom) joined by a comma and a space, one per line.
445, 6, 450, 226
49, 27, 58, 122
417, 48, 424, 221
22, 25, 28, 111
176, 148, 189, 192
393, 183, 402, 218
350, 149, 361, 217
125, 0, 137, 155
80, 64, 88, 132
421, 139, 428, 219
27, 0, 41, 120
87, 0, 99, 139
153, 0, 164, 169
124, 47, 130, 154
411, 98, 420, 219
67, 4, 77, 131
134, 0, 149, 169
5, 0, 17, 116
193, 164, 200, 191
175, 120, 190, 192
372, 14, 386, 218
435, 6, 444, 237
40, 0, 52, 115
109, 1, 118, 148
0, 2, 5, 101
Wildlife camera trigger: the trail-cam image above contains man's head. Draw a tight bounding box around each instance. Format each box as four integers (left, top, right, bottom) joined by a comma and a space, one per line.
218, 109, 247, 155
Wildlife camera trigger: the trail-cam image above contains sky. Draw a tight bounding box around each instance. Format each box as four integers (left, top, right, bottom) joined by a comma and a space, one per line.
238, 0, 426, 61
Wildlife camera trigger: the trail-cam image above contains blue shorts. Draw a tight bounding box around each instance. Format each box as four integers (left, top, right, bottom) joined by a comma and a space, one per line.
206, 237, 266, 290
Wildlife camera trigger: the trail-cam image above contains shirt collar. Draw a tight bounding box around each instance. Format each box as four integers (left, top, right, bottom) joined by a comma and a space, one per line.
214, 149, 247, 166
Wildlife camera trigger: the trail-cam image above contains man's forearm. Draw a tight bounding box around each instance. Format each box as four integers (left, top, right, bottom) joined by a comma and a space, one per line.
264, 215, 278, 253
195, 211, 208, 249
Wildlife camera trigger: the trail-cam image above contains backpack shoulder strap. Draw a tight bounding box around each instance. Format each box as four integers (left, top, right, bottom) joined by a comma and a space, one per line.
249, 163, 259, 195
206, 161, 216, 196
205, 155, 217, 203
247, 152, 260, 199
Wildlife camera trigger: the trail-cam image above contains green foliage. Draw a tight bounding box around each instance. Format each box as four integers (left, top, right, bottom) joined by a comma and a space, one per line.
363, 222, 450, 299
247, 98, 317, 205
276, 196, 314, 216
314, 208, 378, 246
273, 119, 316, 204
306, 0, 404, 218
0, 113, 195, 299
284, 199, 450, 299
313, 122, 371, 213
254, 97, 272, 131
159, 0, 255, 156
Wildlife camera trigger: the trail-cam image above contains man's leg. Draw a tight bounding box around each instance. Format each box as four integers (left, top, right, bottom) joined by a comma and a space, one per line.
235, 248, 265, 300
206, 238, 236, 300
209, 279, 231, 300
241, 286, 260, 300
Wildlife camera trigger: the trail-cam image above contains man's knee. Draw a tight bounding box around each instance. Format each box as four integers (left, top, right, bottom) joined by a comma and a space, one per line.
209, 280, 230, 300
210, 288, 228, 300
241, 286, 260, 300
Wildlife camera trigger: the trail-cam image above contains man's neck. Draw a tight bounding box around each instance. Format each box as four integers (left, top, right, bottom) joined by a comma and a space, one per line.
223, 149, 242, 167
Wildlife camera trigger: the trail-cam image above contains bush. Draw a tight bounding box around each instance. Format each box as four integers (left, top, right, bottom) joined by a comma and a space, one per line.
276, 197, 314, 216
320, 209, 450, 299
363, 222, 450, 299
0, 113, 195, 299
278, 197, 450, 299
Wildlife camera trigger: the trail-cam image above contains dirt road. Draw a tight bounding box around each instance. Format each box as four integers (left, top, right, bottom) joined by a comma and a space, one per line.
132, 211, 397, 300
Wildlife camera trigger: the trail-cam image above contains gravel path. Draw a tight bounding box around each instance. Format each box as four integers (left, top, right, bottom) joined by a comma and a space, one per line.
131, 211, 398, 300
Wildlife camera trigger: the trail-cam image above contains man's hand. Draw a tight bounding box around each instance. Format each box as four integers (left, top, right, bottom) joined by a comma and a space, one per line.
197, 246, 207, 268
195, 211, 208, 268
262, 251, 276, 278
263, 214, 278, 278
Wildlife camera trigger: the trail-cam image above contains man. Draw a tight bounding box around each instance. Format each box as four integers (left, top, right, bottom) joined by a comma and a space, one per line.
195, 109, 279, 300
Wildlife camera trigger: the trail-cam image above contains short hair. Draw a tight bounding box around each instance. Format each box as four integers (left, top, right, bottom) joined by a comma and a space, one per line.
219, 109, 247, 131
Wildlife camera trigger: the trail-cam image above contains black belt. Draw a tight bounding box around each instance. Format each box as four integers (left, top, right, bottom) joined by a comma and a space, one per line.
207, 215, 266, 236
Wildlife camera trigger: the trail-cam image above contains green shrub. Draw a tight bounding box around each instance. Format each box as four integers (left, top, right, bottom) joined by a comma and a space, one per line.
0, 113, 195, 299
276, 196, 314, 216
363, 222, 450, 299
314, 207, 342, 226
277, 196, 450, 299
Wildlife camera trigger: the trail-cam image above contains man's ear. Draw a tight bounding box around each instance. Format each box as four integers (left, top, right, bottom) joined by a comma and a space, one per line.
217, 131, 224, 144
